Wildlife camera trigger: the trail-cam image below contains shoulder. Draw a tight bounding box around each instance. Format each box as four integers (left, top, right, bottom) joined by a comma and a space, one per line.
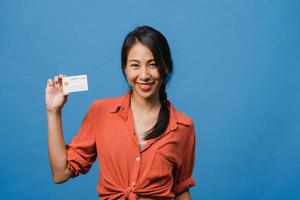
89, 94, 125, 113
169, 101, 194, 126
175, 111, 196, 139
168, 101, 196, 140
175, 110, 194, 126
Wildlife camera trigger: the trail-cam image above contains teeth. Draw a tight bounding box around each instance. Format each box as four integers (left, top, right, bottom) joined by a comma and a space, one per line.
139, 83, 152, 85
139, 83, 153, 90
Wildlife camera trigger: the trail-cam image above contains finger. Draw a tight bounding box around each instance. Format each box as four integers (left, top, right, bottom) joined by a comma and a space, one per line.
63, 92, 69, 97
58, 74, 64, 84
54, 75, 59, 83
47, 79, 54, 87
54, 76, 60, 88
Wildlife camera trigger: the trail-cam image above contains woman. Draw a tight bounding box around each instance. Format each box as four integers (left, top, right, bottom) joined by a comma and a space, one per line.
45, 26, 196, 200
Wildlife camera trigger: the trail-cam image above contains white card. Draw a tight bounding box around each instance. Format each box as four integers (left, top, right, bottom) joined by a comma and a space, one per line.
62, 74, 88, 93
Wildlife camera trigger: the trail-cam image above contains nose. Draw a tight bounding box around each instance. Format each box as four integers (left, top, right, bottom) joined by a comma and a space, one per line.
140, 66, 151, 80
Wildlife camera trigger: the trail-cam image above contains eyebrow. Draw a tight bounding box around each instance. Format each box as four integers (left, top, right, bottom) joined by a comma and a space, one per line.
128, 59, 140, 63
128, 59, 155, 63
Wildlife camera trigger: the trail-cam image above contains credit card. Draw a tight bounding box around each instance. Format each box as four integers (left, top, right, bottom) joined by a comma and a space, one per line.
62, 74, 88, 93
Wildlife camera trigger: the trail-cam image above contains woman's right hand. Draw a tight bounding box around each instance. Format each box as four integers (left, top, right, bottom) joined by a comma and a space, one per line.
45, 74, 69, 114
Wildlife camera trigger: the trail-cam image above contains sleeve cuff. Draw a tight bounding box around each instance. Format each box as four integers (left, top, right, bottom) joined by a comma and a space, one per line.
66, 145, 92, 178
173, 177, 196, 195
67, 160, 80, 178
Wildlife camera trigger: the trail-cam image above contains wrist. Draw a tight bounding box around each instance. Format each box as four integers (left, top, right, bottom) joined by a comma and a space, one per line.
47, 109, 62, 116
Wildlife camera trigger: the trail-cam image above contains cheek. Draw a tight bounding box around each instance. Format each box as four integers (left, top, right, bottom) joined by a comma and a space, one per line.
125, 69, 137, 83
151, 69, 161, 80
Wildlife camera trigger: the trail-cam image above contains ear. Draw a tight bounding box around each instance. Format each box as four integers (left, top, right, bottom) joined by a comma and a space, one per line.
123, 65, 128, 74
164, 67, 169, 74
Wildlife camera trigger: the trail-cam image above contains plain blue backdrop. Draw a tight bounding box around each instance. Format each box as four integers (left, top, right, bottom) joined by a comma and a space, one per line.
0, 0, 299, 199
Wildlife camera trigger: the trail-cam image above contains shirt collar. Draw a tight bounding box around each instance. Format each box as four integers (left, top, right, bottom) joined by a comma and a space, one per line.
109, 91, 191, 129
109, 90, 132, 121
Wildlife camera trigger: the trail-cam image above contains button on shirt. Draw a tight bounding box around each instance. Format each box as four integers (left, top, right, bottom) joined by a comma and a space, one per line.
66, 91, 196, 199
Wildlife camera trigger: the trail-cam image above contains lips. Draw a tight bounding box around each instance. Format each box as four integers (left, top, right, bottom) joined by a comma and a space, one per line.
137, 82, 154, 91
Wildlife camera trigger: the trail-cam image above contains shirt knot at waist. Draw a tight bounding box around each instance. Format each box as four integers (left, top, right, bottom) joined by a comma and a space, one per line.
123, 186, 138, 200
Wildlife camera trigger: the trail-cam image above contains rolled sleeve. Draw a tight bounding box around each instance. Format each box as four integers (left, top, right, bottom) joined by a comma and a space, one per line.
173, 124, 196, 195
66, 102, 97, 177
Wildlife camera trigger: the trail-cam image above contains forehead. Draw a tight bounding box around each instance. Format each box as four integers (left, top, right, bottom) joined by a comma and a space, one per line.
127, 42, 154, 61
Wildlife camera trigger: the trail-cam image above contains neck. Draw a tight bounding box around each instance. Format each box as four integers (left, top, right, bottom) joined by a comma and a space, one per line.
130, 91, 161, 113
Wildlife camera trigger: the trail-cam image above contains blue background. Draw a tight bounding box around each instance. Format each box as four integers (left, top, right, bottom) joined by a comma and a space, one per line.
0, 0, 299, 199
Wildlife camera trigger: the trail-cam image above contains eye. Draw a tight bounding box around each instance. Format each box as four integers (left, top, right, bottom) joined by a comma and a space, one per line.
130, 64, 139, 68
149, 62, 157, 68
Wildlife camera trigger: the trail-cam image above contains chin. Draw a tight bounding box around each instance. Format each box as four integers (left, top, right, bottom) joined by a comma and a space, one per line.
133, 86, 159, 100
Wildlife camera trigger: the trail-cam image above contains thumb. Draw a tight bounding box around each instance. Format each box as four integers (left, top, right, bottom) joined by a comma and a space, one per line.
63, 92, 69, 99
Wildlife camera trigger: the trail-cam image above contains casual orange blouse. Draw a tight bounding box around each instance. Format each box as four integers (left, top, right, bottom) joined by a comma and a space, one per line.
66, 91, 196, 199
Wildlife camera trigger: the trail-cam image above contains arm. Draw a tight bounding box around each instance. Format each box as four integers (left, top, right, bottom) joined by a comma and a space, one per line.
46, 74, 72, 183
173, 124, 196, 198
175, 191, 191, 200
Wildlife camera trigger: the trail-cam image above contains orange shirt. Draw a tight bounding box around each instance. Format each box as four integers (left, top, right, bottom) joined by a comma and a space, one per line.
66, 91, 196, 199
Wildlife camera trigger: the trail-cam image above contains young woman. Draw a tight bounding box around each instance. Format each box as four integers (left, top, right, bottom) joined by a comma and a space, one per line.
45, 26, 196, 200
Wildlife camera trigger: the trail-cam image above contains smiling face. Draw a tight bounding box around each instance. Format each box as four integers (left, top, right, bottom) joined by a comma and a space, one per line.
125, 42, 162, 102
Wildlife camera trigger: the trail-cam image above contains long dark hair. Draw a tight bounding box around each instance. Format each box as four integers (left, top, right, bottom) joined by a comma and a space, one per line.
121, 26, 173, 140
